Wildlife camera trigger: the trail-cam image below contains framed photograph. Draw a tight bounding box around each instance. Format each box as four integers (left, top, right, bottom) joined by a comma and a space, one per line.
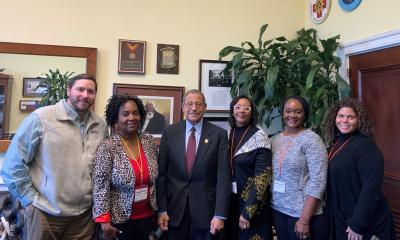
118, 39, 146, 74
199, 59, 233, 113
20, 100, 40, 112
204, 117, 231, 134
23, 77, 46, 97
113, 84, 185, 139
157, 44, 179, 74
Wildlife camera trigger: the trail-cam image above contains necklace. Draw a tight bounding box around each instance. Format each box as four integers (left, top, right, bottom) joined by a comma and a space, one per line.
230, 125, 250, 173
121, 135, 144, 184
328, 136, 354, 161
278, 129, 304, 175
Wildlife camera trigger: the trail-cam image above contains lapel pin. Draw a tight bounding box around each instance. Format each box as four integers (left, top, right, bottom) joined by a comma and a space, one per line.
205, 139, 209, 144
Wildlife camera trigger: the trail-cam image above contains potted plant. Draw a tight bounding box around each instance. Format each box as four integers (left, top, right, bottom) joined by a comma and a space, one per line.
37, 69, 74, 106
219, 24, 351, 136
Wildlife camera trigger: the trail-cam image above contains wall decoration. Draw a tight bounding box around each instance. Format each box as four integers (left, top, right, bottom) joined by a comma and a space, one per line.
118, 39, 146, 74
157, 44, 179, 74
113, 84, 184, 139
199, 60, 233, 112
339, 0, 362, 11
203, 116, 231, 134
310, 0, 331, 24
22, 77, 46, 97
19, 100, 40, 112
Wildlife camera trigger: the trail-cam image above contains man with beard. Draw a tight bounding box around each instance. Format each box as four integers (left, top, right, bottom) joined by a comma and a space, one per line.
1, 73, 108, 240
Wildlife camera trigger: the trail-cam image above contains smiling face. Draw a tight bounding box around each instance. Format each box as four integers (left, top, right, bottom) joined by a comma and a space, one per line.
335, 107, 358, 134
117, 100, 141, 137
182, 92, 207, 124
283, 98, 305, 130
233, 98, 252, 127
67, 79, 96, 114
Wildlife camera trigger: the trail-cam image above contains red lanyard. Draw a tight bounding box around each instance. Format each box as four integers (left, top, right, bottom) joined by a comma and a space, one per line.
328, 136, 354, 161
229, 126, 250, 174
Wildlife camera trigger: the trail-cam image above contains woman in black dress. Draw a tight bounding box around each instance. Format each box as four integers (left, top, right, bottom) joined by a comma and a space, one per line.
225, 95, 273, 240
323, 98, 395, 240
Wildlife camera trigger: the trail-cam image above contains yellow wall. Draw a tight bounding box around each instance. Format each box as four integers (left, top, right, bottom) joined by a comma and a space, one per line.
0, 0, 304, 128
304, 1, 400, 42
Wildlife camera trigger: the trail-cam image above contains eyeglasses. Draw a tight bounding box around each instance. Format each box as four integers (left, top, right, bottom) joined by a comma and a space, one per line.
233, 105, 251, 112
185, 102, 204, 109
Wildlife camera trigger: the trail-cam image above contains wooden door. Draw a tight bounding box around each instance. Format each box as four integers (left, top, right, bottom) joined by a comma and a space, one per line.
349, 45, 400, 238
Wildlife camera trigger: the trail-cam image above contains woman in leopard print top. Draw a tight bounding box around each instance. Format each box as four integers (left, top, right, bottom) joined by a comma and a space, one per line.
92, 95, 159, 240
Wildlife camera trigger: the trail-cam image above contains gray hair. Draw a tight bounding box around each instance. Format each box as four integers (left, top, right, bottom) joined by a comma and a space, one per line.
183, 89, 206, 104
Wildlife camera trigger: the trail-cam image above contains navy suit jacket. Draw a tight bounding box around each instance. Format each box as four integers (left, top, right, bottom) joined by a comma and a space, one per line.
157, 120, 231, 229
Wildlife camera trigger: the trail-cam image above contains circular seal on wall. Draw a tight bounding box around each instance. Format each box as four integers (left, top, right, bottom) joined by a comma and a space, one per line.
339, 0, 362, 11
310, 0, 332, 24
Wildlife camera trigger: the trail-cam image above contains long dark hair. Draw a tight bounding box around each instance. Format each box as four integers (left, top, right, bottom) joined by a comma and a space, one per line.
322, 98, 374, 147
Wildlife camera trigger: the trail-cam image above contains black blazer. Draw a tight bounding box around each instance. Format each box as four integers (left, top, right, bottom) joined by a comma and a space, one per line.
157, 120, 231, 228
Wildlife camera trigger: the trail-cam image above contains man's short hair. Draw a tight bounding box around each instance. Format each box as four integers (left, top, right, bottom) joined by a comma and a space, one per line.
183, 89, 206, 104
68, 73, 97, 91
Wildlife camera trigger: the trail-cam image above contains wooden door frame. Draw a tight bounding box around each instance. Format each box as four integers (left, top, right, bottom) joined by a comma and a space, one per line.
338, 29, 400, 85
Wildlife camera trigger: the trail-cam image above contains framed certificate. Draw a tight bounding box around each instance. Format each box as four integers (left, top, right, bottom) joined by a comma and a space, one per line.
118, 39, 146, 74
157, 44, 179, 74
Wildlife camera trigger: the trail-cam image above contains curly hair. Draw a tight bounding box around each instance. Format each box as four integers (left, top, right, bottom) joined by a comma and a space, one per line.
104, 94, 146, 128
228, 95, 259, 127
322, 98, 374, 147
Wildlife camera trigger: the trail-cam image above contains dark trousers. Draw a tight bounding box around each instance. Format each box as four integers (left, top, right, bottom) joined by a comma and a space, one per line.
112, 215, 155, 240
273, 209, 324, 240
167, 200, 220, 240
224, 193, 239, 240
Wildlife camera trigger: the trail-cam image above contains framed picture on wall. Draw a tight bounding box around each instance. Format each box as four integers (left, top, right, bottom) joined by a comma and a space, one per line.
157, 44, 179, 74
113, 84, 185, 141
204, 116, 231, 134
199, 59, 233, 113
22, 77, 47, 97
118, 39, 146, 74
19, 100, 40, 112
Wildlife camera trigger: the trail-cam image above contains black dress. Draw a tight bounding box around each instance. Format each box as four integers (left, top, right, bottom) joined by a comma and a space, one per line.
225, 125, 273, 240
326, 131, 396, 239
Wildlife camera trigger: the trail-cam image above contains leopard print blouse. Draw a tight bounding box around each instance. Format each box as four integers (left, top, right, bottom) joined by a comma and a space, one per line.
92, 134, 158, 224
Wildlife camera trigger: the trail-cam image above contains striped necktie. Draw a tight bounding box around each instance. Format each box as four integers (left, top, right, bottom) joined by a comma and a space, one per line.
185, 127, 196, 175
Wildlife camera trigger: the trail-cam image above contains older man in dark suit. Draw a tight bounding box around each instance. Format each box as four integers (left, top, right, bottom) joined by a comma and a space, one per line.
157, 89, 230, 240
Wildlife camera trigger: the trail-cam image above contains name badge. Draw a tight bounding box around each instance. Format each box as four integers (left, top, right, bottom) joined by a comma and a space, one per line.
232, 181, 237, 194
273, 180, 286, 193
134, 185, 149, 202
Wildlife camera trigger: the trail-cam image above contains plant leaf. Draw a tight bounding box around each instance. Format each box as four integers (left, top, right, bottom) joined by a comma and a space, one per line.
306, 64, 322, 89
258, 24, 269, 49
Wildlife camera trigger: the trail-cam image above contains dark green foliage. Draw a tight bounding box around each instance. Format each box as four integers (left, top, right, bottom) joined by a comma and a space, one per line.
219, 24, 351, 136
37, 69, 74, 106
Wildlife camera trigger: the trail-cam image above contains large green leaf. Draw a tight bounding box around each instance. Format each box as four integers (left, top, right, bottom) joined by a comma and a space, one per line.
258, 24, 269, 49
306, 64, 322, 89
219, 46, 244, 59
